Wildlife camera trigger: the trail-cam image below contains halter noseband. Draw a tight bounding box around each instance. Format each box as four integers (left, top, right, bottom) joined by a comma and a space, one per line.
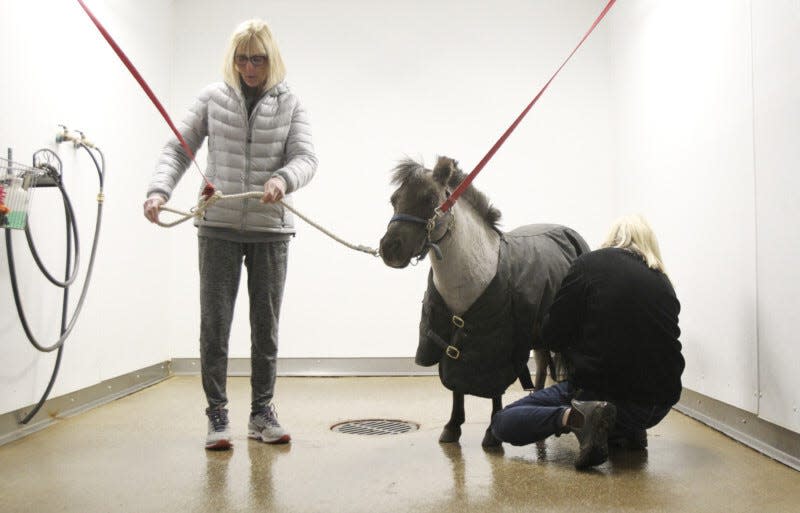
388, 209, 454, 262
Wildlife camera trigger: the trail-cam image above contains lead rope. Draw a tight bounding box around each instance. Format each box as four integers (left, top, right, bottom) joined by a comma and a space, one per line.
158, 191, 380, 257
75, 1, 376, 257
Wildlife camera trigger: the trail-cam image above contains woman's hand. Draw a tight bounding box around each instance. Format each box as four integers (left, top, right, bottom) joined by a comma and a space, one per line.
261, 177, 286, 203
143, 195, 166, 223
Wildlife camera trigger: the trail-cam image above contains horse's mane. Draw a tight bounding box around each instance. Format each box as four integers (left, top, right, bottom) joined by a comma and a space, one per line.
390, 159, 427, 187
391, 158, 502, 229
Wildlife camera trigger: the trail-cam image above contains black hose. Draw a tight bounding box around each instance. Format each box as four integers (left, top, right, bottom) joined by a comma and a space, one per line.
5, 143, 105, 424
19, 204, 73, 425
6, 172, 82, 352
23, 173, 80, 287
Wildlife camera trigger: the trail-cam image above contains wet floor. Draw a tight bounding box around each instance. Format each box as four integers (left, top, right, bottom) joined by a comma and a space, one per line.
1, 376, 798, 513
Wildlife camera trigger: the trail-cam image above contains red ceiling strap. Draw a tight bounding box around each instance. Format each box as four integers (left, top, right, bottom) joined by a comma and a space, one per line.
438, 0, 616, 213
76, 0, 214, 193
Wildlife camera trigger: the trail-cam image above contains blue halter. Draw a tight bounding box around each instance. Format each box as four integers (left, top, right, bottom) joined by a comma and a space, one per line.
388, 211, 453, 261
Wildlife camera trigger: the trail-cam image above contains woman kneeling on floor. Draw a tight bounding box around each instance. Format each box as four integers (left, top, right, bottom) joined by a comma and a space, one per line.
490, 214, 685, 469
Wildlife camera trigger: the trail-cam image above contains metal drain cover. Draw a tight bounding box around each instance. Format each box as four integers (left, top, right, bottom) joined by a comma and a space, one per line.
331, 419, 419, 436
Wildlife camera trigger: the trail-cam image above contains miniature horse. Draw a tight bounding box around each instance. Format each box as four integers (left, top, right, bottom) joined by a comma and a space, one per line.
379, 156, 588, 447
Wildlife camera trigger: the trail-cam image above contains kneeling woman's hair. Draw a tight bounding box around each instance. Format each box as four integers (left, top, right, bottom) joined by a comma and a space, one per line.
601, 214, 667, 274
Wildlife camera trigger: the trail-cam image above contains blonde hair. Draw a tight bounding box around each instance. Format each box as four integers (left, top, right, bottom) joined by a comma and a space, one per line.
222, 19, 286, 93
601, 214, 667, 274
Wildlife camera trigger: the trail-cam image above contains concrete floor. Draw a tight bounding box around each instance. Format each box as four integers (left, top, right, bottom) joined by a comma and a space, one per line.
1, 376, 798, 513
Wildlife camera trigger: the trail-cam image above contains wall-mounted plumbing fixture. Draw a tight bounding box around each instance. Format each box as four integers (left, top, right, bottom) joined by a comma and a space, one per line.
4, 126, 106, 424
56, 125, 96, 149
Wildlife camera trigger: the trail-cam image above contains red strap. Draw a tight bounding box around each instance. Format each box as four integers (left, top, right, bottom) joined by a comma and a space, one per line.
76, 0, 213, 191
439, 0, 616, 213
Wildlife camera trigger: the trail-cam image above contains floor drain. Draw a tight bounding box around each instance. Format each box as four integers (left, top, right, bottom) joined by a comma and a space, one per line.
331, 419, 419, 436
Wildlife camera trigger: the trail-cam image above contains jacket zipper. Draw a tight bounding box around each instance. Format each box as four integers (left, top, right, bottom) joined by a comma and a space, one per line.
241, 90, 281, 232
241, 97, 254, 231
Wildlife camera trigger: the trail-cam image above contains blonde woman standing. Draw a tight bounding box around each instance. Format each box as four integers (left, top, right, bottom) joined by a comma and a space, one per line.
143, 19, 317, 450
490, 215, 684, 469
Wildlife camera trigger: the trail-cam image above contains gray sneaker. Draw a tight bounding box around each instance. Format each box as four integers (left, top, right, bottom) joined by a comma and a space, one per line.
248, 404, 291, 444
205, 407, 232, 451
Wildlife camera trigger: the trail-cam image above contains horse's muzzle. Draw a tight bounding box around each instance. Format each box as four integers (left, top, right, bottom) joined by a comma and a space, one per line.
378, 235, 412, 268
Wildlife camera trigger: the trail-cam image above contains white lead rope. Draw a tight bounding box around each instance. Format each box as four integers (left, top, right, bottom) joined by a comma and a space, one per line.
157, 191, 381, 257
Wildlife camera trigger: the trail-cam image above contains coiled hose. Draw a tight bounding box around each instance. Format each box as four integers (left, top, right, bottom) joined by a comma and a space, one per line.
5, 144, 104, 424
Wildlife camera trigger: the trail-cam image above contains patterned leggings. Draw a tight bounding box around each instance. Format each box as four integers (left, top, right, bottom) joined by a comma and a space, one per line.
198, 236, 288, 414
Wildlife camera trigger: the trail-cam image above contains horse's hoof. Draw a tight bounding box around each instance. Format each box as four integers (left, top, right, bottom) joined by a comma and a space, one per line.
481, 429, 502, 448
439, 427, 461, 443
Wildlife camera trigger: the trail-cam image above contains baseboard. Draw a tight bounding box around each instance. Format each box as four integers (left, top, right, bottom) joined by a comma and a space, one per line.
171, 357, 437, 377
0, 361, 170, 446
676, 388, 800, 471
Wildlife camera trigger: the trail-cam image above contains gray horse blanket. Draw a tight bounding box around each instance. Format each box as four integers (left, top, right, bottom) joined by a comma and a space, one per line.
416, 224, 589, 398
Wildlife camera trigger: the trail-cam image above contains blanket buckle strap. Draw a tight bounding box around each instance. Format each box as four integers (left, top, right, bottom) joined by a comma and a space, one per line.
426, 329, 462, 360
445, 345, 461, 360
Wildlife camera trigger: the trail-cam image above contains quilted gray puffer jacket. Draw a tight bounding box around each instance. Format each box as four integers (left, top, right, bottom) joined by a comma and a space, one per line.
147, 81, 317, 234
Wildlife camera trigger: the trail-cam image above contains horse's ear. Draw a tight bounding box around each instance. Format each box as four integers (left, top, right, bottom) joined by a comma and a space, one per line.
433, 156, 458, 186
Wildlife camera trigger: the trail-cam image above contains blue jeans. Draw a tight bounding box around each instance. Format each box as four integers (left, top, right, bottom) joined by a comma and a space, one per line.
490, 381, 672, 446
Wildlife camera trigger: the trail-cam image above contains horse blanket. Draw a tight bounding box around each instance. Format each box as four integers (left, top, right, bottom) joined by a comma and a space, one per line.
416, 224, 589, 398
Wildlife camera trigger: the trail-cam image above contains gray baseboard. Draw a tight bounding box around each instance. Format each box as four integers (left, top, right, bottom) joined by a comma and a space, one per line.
675, 388, 800, 471
0, 361, 170, 447
170, 357, 437, 377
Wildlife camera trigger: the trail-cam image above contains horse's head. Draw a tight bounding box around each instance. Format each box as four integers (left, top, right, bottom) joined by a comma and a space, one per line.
379, 156, 460, 268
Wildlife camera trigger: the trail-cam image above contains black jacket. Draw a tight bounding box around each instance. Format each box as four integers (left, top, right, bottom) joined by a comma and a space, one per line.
542, 247, 684, 405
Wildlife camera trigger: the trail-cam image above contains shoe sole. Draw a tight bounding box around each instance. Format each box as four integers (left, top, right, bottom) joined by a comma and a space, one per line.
248, 430, 291, 444
205, 439, 233, 451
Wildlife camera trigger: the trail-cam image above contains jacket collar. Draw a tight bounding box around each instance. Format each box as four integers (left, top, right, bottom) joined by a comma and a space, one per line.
229, 80, 288, 101
264, 81, 289, 97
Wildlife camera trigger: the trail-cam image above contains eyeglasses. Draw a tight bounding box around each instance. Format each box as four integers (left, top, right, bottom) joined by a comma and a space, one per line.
235, 54, 268, 68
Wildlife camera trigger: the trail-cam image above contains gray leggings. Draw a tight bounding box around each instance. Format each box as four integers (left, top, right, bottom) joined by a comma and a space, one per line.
198, 236, 288, 413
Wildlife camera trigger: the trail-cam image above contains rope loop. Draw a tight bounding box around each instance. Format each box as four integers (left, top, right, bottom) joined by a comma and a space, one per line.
156, 191, 380, 257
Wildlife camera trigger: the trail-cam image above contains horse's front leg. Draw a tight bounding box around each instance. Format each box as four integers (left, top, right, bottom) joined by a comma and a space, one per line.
482, 395, 503, 448
533, 349, 552, 390
439, 391, 465, 443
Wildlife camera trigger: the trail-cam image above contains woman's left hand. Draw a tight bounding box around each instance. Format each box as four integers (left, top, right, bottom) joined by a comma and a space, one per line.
261, 177, 286, 203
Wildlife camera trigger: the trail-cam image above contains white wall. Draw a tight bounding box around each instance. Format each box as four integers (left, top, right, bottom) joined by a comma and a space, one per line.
3, 0, 797, 436
751, 0, 800, 432
0, 0, 175, 414
609, 0, 758, 412
609, 0, 799, 433
1, 0, 615, 414
167, 0, 617, 359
